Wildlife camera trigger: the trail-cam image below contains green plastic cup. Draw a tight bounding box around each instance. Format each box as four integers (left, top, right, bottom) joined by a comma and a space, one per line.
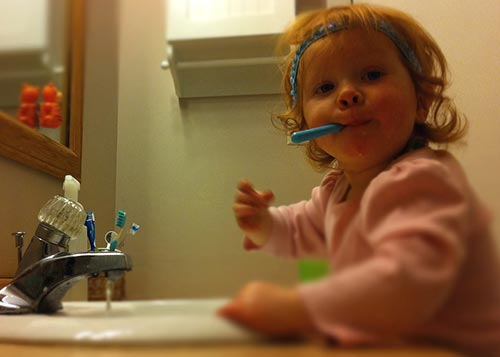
298, 259, 329, 282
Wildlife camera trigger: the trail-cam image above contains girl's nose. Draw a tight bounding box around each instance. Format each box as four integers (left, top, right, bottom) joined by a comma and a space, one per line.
337, 86, 363, 109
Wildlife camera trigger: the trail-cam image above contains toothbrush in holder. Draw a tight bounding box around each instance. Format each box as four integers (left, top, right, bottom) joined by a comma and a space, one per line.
84, 211, 96, 252
113, 210, 127, 248
118, 223, 140, 249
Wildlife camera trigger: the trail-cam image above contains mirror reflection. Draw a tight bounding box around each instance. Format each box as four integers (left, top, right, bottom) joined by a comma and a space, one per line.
0, 0, 69, 145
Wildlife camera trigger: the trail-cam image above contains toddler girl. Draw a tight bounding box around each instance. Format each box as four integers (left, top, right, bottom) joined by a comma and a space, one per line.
218, 4, 500, 355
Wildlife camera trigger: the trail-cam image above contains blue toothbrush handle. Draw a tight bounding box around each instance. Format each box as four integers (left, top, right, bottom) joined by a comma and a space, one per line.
290, 124, 344, 144
85, 212, 96, 252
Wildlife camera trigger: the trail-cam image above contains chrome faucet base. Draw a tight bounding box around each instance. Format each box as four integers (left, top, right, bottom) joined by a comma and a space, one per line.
0, 251, 132, 314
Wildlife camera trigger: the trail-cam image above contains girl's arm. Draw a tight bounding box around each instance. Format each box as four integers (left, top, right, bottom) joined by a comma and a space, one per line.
298, 156, 470, 343
233, 172, 337, 256
248, 171, 340, 258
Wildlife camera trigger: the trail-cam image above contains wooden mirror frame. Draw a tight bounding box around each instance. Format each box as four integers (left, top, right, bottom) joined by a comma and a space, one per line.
0, 0, 84, 181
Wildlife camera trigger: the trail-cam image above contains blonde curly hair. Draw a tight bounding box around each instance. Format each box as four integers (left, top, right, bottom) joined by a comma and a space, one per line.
274, 4, 467, 171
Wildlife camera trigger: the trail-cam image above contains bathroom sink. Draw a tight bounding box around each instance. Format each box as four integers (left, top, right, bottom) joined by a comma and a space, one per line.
0, 298, 264, 345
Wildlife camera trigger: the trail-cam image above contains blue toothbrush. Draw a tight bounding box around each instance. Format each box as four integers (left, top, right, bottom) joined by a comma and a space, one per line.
290, 123, 344, 144
84, 211, 96, 252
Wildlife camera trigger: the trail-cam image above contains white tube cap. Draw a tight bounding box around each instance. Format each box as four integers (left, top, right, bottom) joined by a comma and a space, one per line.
63, 175, 80, 202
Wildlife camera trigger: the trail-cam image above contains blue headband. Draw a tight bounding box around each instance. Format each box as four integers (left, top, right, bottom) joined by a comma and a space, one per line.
289, 21, 422, 105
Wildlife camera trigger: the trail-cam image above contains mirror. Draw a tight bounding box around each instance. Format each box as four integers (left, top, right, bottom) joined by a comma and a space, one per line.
0, 0, 84, 180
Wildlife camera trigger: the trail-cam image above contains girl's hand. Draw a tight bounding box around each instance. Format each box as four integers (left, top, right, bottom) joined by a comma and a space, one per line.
217, 281, 315, 337
233, 180, 274, 246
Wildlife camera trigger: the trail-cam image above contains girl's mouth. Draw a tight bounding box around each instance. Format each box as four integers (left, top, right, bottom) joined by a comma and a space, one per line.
343, 118, 371, 127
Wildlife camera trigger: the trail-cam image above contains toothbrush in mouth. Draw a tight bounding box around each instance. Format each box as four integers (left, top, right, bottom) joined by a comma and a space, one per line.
290, 123, 344, 144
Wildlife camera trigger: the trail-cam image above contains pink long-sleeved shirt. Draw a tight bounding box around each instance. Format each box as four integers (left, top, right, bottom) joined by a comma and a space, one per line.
260, 148, 500, 355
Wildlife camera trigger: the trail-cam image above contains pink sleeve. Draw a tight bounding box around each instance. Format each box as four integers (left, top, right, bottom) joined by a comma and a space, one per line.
299, 158, 470, 344
258, 171, 339, 259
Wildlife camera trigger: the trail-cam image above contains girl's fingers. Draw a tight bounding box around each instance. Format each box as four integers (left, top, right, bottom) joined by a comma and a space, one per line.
243, 237, 260, 250
232, 203, 260, 217
237, 179, 255, 191
261, 190, 275, 205
236, 182, 274, 208
234, 191, 262, 207
233, 179, 274, 231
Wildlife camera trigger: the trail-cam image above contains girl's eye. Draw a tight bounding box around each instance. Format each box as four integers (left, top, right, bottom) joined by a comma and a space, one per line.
316, 82, 335, 94
363, 70, 383, 81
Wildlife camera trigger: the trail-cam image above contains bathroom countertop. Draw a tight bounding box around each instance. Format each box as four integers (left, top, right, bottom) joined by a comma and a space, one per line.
0, 342, 462, 357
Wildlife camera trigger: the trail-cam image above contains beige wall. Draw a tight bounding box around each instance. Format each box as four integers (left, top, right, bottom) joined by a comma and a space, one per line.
0, 159, 60, 276
78, 0, 119, 263
117, 0, 319, 299
117, 0, 324, 299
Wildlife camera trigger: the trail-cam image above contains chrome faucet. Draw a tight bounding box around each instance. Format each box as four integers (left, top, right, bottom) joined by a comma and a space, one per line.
0, 196, 133, 314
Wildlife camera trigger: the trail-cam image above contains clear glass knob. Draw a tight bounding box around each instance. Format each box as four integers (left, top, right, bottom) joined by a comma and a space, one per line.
38, 195, 86, 238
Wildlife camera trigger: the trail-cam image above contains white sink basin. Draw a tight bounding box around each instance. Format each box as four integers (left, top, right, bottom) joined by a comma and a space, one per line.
0, 298, 264, 345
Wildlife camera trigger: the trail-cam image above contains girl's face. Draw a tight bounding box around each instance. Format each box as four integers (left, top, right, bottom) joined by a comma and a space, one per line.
301, 28, 421, 174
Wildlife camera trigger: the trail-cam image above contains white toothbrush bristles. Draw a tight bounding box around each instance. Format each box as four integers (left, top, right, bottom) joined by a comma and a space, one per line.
118, 223, 140, 249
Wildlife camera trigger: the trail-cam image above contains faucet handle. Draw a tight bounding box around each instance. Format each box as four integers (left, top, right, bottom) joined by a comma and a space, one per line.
38, 195, 86, 238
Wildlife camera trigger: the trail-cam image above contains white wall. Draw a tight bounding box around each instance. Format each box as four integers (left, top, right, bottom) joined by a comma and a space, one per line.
117, 0, 324, 299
